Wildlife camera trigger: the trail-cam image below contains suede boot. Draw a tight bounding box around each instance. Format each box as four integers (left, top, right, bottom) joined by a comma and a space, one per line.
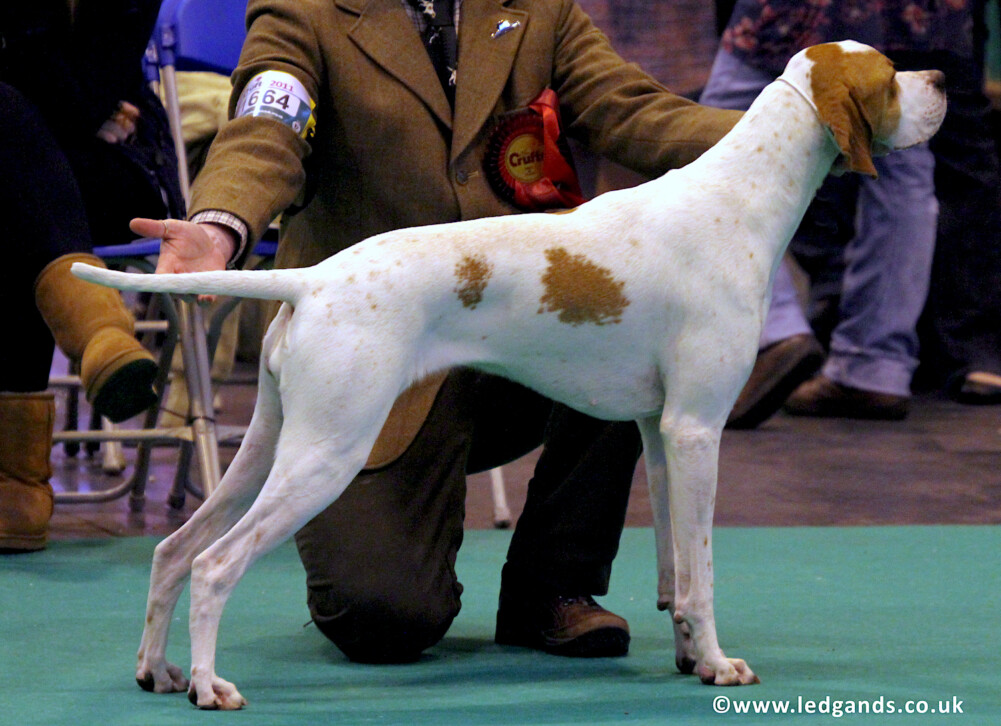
0, 392, 55, 552
34, 253, 157, 422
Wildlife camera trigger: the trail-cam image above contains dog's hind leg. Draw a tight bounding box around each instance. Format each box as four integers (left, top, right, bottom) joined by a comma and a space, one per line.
657, 405, 758, 686
637, 416, 697, 675
183, 381, 393, 710
184, 446, 375, 709
135, 360, 283, 696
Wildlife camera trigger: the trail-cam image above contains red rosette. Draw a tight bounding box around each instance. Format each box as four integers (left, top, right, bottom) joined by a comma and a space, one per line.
484, 110, 546, 208
483, 90, 586, 212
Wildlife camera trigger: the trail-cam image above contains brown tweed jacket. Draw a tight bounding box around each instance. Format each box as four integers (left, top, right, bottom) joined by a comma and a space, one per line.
189, 0, 742, 465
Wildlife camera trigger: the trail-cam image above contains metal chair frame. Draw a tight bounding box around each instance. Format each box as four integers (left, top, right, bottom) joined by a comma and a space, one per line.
52, 245, 220, 510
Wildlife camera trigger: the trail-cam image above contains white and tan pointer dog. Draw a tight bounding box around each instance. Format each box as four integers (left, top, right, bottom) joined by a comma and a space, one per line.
73, 41, 945, 709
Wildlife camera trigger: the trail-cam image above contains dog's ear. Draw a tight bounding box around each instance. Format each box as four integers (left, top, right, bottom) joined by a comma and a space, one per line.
816, 83, 879, 178
807, 44, 880, 178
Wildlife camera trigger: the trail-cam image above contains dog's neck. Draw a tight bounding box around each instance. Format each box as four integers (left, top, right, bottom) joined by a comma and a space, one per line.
673, 77, 841, 274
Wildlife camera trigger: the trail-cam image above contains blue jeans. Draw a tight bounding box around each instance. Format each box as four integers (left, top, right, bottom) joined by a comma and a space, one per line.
700, 50, 937, 396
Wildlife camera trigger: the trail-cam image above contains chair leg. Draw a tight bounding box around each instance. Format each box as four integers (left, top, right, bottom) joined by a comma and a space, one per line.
177, 300, 221, 497
63, 384, 81, 458
50, 262, 228, 511
99, 418, 127, 474
489, 467, 512, 529
170, 441, 194, 510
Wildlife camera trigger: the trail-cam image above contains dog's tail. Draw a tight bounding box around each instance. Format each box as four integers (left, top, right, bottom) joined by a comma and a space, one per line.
70, 263, 305, 304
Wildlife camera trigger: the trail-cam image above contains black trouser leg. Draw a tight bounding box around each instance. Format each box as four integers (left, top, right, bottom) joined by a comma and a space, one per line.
0, 83, 91, 392
500, 404, 640, 597
293, 371, 475, 663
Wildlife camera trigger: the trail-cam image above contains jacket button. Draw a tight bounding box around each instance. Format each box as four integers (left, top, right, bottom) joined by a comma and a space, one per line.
456, 169, 469, 185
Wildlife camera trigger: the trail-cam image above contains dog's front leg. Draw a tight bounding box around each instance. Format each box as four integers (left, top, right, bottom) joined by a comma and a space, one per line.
661, 413, 758, 686
637, 417, 696, 672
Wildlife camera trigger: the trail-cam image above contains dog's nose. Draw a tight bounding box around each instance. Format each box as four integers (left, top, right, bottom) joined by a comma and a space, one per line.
928, 70, 946, 92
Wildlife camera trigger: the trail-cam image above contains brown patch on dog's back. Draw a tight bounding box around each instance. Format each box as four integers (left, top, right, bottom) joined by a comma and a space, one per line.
538, 247, 629, 325
454, 254, 493, 309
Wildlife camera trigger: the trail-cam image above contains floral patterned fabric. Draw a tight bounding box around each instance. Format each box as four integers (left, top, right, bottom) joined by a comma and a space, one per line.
721, 0, 974, 75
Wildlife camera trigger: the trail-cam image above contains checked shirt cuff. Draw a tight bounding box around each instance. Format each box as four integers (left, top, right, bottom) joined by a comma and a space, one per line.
189, 210, 250, 269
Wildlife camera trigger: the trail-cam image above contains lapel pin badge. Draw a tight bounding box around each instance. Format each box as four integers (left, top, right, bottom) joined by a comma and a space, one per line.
491, 19, 521, 39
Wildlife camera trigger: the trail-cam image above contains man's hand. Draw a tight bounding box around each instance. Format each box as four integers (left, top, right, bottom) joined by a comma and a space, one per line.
130, 218, 238, 301
130, 218, 236, 275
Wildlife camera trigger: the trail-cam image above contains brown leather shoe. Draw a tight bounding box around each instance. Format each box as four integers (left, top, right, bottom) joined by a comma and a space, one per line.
495, 594, 629, 657
953, 371, 1001, 405
727, 334, 824, 429
784, 375, 908, 420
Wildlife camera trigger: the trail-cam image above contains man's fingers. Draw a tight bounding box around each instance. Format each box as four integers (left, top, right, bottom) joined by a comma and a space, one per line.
130, 218, 167, 238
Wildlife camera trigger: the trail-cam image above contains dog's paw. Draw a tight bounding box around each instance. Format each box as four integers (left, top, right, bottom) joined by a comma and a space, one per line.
671, 619, 697, 674
136, 661, 188, 694
188, 675, 247, 710
697, 657, 759, 686
676, 655, 697, 674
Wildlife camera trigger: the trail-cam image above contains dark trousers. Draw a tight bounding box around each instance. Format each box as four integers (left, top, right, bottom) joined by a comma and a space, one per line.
902, 43, 1001, 387
1, 83, 91, 391
0, 82, 168, 392
293, 369, 641, 663
920, 82, 1001, 384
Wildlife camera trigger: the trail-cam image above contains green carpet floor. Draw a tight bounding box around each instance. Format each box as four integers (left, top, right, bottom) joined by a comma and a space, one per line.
1, 526, 998, 725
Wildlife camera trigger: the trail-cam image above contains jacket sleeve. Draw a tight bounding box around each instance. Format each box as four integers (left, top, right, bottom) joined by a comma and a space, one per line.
188, 0, 323, 243
551, 0, 743, 176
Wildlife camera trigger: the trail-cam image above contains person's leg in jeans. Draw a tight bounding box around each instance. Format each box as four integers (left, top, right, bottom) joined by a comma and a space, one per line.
0, 83, 94, 391
0, 82, 93, 551
919, 53, 1001, 400
293, 371, 478, 664
786, 146, 937, 418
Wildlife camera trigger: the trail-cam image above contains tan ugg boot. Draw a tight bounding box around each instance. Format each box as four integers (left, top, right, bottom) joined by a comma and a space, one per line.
34, 253, 158, 423
0, 392, 55, 552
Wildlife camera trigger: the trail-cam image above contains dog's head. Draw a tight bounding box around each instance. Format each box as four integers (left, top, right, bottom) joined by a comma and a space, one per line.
780, 40, 947, 177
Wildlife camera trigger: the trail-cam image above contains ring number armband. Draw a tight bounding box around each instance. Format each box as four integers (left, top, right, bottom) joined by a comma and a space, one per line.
235, 71, 317, 139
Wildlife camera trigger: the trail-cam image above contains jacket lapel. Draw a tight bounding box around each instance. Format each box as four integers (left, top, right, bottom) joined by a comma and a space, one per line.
451, 0, 528, 160
339, 0, 453, 129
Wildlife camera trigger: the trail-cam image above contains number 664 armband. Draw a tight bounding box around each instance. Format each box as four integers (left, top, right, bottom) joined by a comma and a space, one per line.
235, 70, 317, 140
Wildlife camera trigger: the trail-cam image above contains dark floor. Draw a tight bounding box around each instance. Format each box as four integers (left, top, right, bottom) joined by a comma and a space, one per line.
47, 354, 1001, 540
